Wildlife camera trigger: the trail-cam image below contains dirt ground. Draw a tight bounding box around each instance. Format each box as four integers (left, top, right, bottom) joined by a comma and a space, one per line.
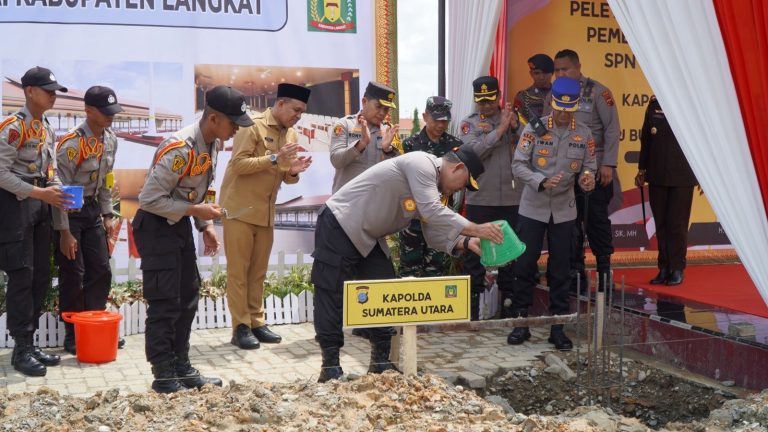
1, 363, 767, 431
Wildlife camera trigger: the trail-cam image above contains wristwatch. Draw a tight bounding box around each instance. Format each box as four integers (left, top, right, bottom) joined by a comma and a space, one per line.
269, 154, 278, 165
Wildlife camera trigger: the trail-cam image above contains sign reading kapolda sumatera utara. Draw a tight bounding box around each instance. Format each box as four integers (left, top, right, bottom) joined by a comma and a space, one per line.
343, 276, 470, 328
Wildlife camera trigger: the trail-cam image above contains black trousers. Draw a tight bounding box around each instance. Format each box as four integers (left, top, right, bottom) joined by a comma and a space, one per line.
132, 209, 200, 365
572, 180, 614, 273
311, 208, 396, 349
55, 199, 112, 319
0, 188, 51, 337
512, 215, 573, 315
649, 185, 694, 272
463, 204, 519, 292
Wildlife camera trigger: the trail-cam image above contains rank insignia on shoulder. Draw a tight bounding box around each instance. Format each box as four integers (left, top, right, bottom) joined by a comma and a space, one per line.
172, 155, 186, 173
402, 198, 416, 212
333, 124, 344, 137
460, 122, 471, 135
66, 147, 77, 161
602, 90, 615, 106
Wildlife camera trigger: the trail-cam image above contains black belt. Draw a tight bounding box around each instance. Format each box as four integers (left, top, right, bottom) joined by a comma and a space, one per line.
21, 177, 47, 187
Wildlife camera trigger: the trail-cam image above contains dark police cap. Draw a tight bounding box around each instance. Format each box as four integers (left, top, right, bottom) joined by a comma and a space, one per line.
205, 85, 254, 127
21, 66, 68, 92
364, 81, 397, 108
472, 76, 498, 102
452, 146, 484, 191
527, 54, 554, 74
550, 77, 581, 112
425, 96, 453, 121
277, 83, 311, 103
84, 86, 124, 116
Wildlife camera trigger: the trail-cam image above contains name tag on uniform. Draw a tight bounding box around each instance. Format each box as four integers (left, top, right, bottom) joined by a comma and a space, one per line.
106, 172, 115, 189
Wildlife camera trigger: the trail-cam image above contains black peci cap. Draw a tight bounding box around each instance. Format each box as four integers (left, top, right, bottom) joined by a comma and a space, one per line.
21, 66, 68, 92
527, 54, 554, 74
84, 86, 124, 116
277, 83, 311, 103
472, 76, 498, 102
425, 96, 453, 121
205, 85, 254, 127
364, 81, 397, 108
452, 146, 484, 191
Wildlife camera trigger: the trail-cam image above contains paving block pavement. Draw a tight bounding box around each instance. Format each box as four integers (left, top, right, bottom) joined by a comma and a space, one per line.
0, 323, 560, 397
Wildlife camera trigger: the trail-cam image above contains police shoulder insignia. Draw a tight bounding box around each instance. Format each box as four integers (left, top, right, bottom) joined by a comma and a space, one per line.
333, 124, 344, 137
587, 138, 596, 156
460, 121, 471, 135
172, 155, 186, 173
402, 198, 417, 212
602, 90, 615, 107
66, 147, 77, 161
7, 128, 20, 146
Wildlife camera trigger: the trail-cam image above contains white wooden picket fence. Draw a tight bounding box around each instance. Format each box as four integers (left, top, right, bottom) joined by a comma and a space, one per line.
0, 249, 501, 348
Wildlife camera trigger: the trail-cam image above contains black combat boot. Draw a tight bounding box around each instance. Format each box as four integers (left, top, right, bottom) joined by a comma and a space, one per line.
317, 346, 343, 383
63, 323, 76, 355
506, 308, 531, 345
175, 350, 222, 389
650, 268, 669, 284
151, 360, 183, 393
11, 333, 47, 377
548, 324, 573, 351
368, 339, 399, 374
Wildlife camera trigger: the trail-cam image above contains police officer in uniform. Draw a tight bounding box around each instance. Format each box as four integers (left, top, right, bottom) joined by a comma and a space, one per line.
459, 76, 521, 319
133, 86, 253, 393
398, 96, 463, 277
509, 77, 596, 350
0, 66, 70, 376
54, 86, 123, 355
220, 83, 313, 350
513, 54, 554, 120
312, 147, 504, 382
330, 81, 399, 193
635, 96, 697, 286
552, 49, 620, 292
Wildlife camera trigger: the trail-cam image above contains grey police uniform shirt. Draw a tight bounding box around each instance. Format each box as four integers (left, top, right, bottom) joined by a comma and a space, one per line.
512, 117, 597, 224
326, 151, 469, 257
330, 112, 398, 193
544, 76, 620, 168
52, 122, 118, 231
138, 123, 219, 231
0, 105, 61, 198
459, 111, 522, 206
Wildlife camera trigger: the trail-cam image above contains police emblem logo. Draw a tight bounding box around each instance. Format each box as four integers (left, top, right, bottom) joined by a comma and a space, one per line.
537, 148, 550, 156
460, 121, 470, 135
27, 162, 38, 172
387, 93, 394, 101
602, 90, 615, 106
90, 171, 98, 182
541, 133, 552, 141
66, 147, 77, 161
356, 286, 369, 304
108, 94, 116, 104
333, 124, 344, 137
7, 129, 20, 146
572, 135, 583, 142
402, 198, 417, 212
536, 157, 547, 167
171, 155, 186, 173
480, 84, 488, 92
445, 285, 457, 298
562, 95, 571, 102
188, 190, 198, 201
241, 102, 247, 113
651, 127, 658, 135
570, 160, 580, 171
519, 140, 532, 153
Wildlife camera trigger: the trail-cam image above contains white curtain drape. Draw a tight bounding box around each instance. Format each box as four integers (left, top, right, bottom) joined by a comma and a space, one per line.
609, 0, 768, 306
446, 0, 502, 133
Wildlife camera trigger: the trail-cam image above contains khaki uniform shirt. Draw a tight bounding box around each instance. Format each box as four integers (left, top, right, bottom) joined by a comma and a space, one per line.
512, 116, 597, 224
138, 123, 219, 231
544, 76, 620, 168
326, 151, 468, 257
53, 122, 118, 230
458, 111, 522, 206
219, 108, 299, 227
330, 112, 398, 193
0, 106, 60, 198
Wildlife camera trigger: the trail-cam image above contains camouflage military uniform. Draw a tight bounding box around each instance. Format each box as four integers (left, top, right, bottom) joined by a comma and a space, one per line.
397, 128, 463, 277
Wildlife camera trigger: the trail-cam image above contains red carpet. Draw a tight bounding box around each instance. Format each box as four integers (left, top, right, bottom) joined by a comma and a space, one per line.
617, 264, 768, 318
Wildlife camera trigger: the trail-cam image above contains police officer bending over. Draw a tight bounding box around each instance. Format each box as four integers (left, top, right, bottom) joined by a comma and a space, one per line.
509, 77, 596, 350
0, 67, 71, 377
133, 86, 253, 393
54, 86, 124, 355
312, 146, 504, 382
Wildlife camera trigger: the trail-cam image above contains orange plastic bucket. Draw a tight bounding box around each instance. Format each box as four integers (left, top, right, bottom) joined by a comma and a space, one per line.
62, 311, 123, 363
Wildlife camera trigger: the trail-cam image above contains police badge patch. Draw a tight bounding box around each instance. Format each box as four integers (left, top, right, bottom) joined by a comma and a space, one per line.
460, 122, 470, 135
67, 147, 77, 161
602, 90, 615, 107
333, 124, 344, 137
7, 129, 20, 146
172, 155, 186, 173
